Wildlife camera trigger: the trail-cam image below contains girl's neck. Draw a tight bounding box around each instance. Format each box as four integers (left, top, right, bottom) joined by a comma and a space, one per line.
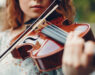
24, 15, 32, 23
24, 11, 63, 24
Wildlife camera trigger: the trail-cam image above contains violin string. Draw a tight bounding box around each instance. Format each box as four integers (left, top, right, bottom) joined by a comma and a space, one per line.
47, 25, 68, 38
45, 26, 66, 40
42, 28, 66, 44
46, 25, 68, 40
41, 26, 67, 44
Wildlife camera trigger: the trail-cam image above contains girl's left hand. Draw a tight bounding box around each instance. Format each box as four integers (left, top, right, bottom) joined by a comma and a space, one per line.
62, 32, 95, 75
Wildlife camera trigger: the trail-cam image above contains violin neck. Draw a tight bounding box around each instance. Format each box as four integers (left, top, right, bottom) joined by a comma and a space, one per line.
41, 24, 68, 44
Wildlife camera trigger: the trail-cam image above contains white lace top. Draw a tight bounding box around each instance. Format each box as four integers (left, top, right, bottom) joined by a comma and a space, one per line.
0, 30, 63, 75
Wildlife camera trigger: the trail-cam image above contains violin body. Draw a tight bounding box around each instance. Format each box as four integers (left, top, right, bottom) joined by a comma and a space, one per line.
11, 17, 95, 72
31, 23, 95, 72
11, 16, 66, 59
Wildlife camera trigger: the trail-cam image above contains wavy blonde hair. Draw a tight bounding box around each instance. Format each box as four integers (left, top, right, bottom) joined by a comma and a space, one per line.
3, 0, 75, 30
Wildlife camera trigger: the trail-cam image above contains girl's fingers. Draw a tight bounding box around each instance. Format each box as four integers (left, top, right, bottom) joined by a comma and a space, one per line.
84, 41, 95, 55
63, 32, 74, 65
66, 32, 74, 42
81, 41, 95, 67
63, 31, 82, 67
72, 36, 84, 68
63, 31, 95, 75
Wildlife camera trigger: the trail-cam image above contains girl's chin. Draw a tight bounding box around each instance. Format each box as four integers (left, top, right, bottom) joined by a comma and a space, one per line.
30, 14, 41, 18
24, 13, 42, 20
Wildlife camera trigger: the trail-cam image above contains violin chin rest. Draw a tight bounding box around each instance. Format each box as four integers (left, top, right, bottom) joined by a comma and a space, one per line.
62, 19, 72, 25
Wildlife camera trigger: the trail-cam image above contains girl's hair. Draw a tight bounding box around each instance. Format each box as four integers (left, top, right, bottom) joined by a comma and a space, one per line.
57, 0, 75, 22
2, 0, 24, 30
3, 0, 75, 30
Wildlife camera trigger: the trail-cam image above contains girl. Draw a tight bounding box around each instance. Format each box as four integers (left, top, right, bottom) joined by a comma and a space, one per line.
63, 32, 95, 75
0, 0, 75, 75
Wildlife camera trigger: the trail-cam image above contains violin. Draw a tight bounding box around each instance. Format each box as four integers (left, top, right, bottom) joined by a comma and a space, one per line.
0, 0, 95, 72
30, 20, 95, 72
11, 16, 95, 72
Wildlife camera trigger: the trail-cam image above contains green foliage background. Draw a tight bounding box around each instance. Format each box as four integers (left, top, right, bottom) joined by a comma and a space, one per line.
74, 0, 95, 22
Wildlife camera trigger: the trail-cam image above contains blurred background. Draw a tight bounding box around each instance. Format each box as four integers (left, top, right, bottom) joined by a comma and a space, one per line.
0, 0, 95, 35
74, 0, 95, 35
74, 0, 95, 23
